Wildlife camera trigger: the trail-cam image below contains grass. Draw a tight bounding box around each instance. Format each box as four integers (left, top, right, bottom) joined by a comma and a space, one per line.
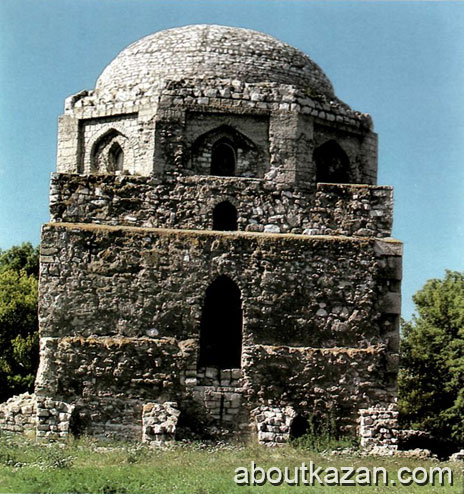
0, 434, 462, 493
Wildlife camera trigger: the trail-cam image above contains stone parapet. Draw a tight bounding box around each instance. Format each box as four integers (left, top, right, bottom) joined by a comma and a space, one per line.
308, 183, 392, 237
49, 173, 392, 238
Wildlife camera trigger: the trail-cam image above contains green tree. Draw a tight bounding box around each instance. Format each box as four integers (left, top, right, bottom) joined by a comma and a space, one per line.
0, 243, 39, 402
398, 270, 464, 443
0, 243, 39, 278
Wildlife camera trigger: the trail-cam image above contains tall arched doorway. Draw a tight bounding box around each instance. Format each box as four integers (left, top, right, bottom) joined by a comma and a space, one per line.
198, 276, 242, 369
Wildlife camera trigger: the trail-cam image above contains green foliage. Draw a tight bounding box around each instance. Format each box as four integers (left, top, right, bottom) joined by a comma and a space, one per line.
0, 434, 74, 470
0, 243, 39, 278
398, 270, 464, 443
0, 435, 459, 494
0, 243, 39, 401
291, 413, 359, 452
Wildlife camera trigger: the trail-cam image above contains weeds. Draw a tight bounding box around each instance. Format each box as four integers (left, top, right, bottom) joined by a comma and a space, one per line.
290, 412, 359, 453
0, 433, 460, 493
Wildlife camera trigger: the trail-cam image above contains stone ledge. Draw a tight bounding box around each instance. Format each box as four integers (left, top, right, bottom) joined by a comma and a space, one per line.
42, 221, 398, 245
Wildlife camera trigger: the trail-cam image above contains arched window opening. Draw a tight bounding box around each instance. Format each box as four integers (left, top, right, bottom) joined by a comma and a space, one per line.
109, 142, 124, 172
289, 415, 309, 439
211, 139, 236, 177
198, 276, 242, 369
213, 201, 238, 231
314, 140, 350, 184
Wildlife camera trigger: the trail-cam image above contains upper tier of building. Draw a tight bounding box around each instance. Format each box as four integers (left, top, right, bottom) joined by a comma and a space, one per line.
57, 25, 378, 188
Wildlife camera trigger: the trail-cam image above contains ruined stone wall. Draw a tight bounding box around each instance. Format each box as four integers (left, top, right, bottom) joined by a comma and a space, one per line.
0, 393, 36, 434
27, 24, 401, 445
49, 174, 393, 237
359, 405, 399, 451
37, 223, 400, 439
36, 396, 75, 439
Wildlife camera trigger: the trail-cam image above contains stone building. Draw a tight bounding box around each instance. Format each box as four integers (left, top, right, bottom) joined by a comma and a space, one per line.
13, 25, 402, 443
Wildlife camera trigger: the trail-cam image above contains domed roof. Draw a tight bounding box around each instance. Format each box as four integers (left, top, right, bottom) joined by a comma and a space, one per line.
95, 24, 335, 101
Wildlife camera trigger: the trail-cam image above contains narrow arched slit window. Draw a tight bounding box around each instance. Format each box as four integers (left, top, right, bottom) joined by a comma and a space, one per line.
213, 201, 238, 231
198, 276, 242, 369
211, 139, 236, 176
109, 142, 124, 172
314, 140, 350, 184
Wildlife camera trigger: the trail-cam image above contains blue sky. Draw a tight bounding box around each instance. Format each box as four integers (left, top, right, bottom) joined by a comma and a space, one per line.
1, 0, 463, 320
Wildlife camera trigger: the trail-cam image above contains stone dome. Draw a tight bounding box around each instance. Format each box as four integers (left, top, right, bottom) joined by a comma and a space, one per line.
95, 24, 335, 102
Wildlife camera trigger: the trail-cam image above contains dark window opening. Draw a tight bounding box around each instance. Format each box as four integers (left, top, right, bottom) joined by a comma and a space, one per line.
314, 140, 350, 183
69, 408, 86, 437
211, 139, 236, 176
109, 142, 124, 172
213, 201, 238, 231
289, 415, 309, 439
198, 276, 242, 369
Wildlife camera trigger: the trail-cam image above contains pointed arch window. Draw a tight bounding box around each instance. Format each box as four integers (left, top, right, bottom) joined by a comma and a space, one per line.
213, 201, 238, 231
198, 276, 242, 369
211, 139, 236, 177
109, 142, 124, 172
314, 140, 350, 184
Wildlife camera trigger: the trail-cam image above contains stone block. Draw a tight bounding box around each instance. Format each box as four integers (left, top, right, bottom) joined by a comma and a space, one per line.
374, 240, 403, 257
380, 292, 401, 314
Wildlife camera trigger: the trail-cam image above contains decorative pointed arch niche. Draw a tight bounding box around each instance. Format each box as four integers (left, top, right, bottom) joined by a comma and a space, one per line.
190, 124, 266, 177
86, 128, 134, 174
